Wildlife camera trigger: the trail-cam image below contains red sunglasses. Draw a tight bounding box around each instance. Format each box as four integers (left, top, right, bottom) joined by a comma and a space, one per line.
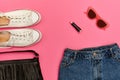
85, 7, 108, 29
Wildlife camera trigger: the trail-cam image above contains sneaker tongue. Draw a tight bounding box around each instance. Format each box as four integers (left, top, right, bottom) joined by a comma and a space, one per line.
5, 34, 15, 46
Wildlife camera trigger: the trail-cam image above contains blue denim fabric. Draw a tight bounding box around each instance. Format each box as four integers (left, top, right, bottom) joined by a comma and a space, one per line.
59, 43, 120, 80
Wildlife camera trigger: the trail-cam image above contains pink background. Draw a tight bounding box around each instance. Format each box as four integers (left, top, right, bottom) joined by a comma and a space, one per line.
0, 0, 120, 80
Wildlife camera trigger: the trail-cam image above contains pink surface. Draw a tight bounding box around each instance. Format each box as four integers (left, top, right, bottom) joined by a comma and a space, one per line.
0, 0, 120, 80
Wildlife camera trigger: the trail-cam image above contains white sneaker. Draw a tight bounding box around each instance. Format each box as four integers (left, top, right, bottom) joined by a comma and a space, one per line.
0, 9, 41, 28
0, 29, 42, 47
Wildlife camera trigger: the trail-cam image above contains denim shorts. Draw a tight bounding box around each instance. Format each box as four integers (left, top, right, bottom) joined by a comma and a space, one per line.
59, 43, 120, 80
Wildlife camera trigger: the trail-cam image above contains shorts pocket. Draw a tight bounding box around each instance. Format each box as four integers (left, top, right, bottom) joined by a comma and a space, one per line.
113, 49, 120, 62
60, 52, 77, 67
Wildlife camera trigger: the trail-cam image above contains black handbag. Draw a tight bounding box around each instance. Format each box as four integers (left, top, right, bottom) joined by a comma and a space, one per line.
0, 50, 43, 80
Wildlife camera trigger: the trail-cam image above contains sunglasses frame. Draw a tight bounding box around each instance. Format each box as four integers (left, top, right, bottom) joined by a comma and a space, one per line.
85, 7, 109, 30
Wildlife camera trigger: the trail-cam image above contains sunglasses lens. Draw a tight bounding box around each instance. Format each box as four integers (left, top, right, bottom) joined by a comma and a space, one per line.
97, 19, 107, 28
88, 9, 96, 19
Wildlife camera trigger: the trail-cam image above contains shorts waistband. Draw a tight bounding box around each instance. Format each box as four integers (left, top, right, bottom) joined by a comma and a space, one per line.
64, 43, 120, 59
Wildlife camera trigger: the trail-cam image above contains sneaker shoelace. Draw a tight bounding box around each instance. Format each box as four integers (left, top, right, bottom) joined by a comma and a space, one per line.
6, 11, 33, 24
7, 30, 34, 46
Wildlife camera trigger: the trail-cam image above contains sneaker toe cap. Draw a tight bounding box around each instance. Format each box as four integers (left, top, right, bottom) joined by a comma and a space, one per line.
32, 30, 42, 44
31, 11, 41, 24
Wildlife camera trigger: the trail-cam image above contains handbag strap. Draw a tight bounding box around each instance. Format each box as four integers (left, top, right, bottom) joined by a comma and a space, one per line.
0, 50, 39, 58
